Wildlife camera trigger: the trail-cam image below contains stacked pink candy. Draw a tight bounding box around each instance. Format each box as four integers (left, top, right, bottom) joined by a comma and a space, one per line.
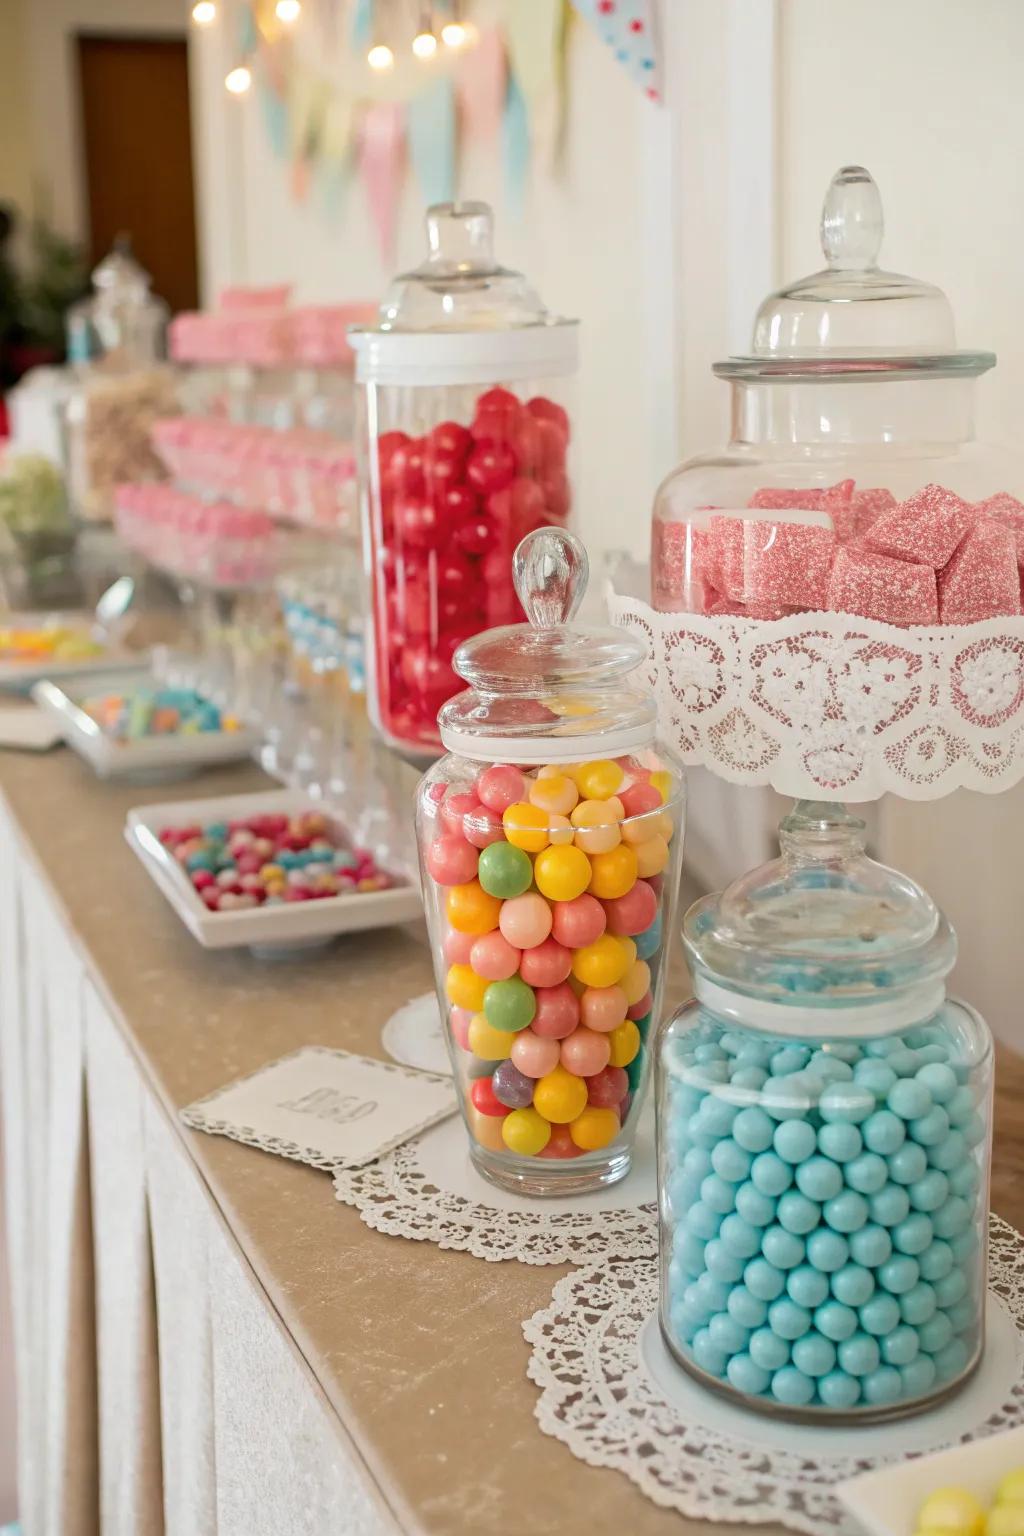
169, 302, 374, 369
151, 417, 355, 530
652, 481, 1024, 626
115, 483, 279, 588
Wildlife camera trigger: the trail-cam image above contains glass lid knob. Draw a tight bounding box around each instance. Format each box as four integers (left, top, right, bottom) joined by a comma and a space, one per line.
821, 165, 883, 272
513, 527, 588, 630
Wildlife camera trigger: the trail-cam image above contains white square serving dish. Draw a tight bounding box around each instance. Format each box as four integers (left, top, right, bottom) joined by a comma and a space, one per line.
33, 670, 260, 780
125, 788, 422, 954
838, 1424, 1024, 1536
0, 613, 148, 693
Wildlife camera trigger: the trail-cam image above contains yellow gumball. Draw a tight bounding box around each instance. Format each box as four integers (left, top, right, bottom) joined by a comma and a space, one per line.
987, 1510, 1024, 1536
587, 843, 639, 900
574, 759, 625, 799
502, 1107, 552, 1157
622, 809, 675, 846
539, 762, 580, 780
620, 936, 637, 966
650, 769, 673, 802
534, 843, 592, 902
467, 1014, 514, 1061
533, 1066, 589, 1124
571, 798, 622, 855
570, 1106, 620, 1151
503, 802, 550, 853
918, 1490, 985, 1536
469, 1106, 508, 1152
446, 964, 489, 1012
529, 773, 579, 816
634, 834, 670, 878
547, 813, 575, 846
608, 1018, 641, 1067
998, 1470, 1024, 1506
446, 879, 502, 935
572, 934, 632, 989
622, 959, 652, 1008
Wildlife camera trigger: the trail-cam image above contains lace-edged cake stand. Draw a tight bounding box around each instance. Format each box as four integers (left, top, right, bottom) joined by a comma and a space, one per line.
333, 1107, 657, 1264
523, 1214, 1024, 1535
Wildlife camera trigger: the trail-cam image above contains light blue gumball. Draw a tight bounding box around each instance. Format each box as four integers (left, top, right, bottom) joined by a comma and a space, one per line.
849, 1224, 892, 1270
710, 1139, 754, 1184
700, 1096, 741, 1137
808, 1052, 853, 1084
767, 1297, 812, 1341
720, 1214, 763, 1259
947, 1161, 979, 1199
668, 1304, 700, 1345
770, 1366, 815, 1407
878, 1256, 920, 1295
744, 1257, 786, 1303
773, 1120, 818, 1164
831, 1264, 875, 1307
695, 1042, 727, 1064
777, 1191, 821, 1236
859, 1294, 901, 1338
880, 1324, 920, 1366
749, 1327, 790, 1372
700, 1173, 738, 1215
845, 1153, 889, 1195
888, 1080, 934, 1121
733, 1106, 775, 1154
762, 1075, 814, 1122
634, 915, 662, 960
795, 1156, 843, 1202
791, 1331, 837, 1378
786, 1265, 829, 1310
932, 1338, 970, 1382
918, 1241, 954, 1282
933, 1269, 968, 1309
820, 1082, 875, 1125
868, 1184, 911, 1228
704, 1239, 746, 1283
818, 1122, 863, 1163
770, 1046, 810, 1077
838, 1331, 880, 1377
750, 1152, 794, 1198
932, 1197, 972, 1241
862, 1366, 903, 1405
908, 1170, 950, 1212
887, 1048, 922, 1078
893, 1214, 934, 1255
909, 1106, 951, 1147
946, 1297, 978, 1334
727, 1286, 769, 1330
900, 1354, 937, 1399
887, 1143, 928, 1186
899, 1281, 938, 1326
823, 1190, 870, 1234
918, 1312, 953, 1353
949, 1229, 979, 1264
693, 1273, 733, 1312
690, 1327, 728, 1378
761, 1226, 805, 1271
730, 1066, 768, 1091
863, 1111, 906, 1156
814, 1300, 858, 1342
853, 1060, 898, 1099
685, 1201, 722, 1241
916, 1063, 957, 1104
726, 1353, 771, 1397
735, 1182, 777, 1228
928, 1129, 967, 1173
708, 1312, 750, 1355
818, 1370, 861, 1409
806, 1229, 849, 1274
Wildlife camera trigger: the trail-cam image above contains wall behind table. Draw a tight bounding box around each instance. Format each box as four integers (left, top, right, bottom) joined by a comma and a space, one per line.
189, 18, 667, 564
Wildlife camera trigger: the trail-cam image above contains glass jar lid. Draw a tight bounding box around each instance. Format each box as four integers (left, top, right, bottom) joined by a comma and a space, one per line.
350, 202, 578, 386
438, 526, 656, 762
684, 800, 957, 1035
714, 165, 995, 383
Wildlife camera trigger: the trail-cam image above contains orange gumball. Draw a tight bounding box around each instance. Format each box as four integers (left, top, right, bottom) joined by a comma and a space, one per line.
446, 879, 502, 935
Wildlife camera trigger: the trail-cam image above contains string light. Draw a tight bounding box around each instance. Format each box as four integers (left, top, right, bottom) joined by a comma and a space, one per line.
225, 64, 252, 94
191, 0, 216, 24
274, 0, 301, 21
441, 20, 468, 46
367, 42, 394, 70
411, 28, 437, 58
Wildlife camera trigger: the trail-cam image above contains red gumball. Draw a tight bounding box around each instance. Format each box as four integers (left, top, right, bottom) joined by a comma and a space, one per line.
535, 417, 568, 474
428, 420, 472, 462
477, 386, 521, 414
466, 440, 516, 496
471, 1077, 511, 1117
538, 1124, 583, 1159
436, 551, 476, 596
390, 440, 427, 496
527, 397, 570, 440
471, 404, 520, 445
389, 581, 433, 638
453, 515, 498, 558
377, 430, 411, 472
401, 647, 460, 702
437, 628, 475, 664
394, 497, 453, 550
425, 455, 463, 504
437, 484, 479, 522
511, 413, 544, 474
586, 1065, 629, 1108
541, 471, 571, 520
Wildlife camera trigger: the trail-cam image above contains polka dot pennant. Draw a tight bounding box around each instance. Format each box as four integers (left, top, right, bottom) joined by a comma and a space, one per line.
568, 0, 662, 101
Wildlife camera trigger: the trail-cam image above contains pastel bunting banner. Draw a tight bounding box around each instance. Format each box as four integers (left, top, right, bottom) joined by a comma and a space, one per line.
407, 74, 457, 207
567, 0, 662, 100
357, 100, 406, 259
502, 70, 530, 216
454, 24, 507, 142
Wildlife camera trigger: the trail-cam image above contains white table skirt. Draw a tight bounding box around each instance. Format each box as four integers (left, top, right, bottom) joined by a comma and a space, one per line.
0, 801, 401, 1536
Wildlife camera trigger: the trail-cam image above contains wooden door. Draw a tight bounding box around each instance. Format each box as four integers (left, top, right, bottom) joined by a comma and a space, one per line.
77, 35, 199, 313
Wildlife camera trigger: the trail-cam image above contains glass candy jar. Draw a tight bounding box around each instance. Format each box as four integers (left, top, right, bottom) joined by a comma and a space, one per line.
416, 529, 684, 1194
657, 801, 993, 1422
651, 165, 1024, 626
352, 202, 578, 762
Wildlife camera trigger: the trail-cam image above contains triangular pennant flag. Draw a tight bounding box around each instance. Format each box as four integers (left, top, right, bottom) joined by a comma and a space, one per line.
321, 90, 356, 165
408, 75, 456, 207
568, 0, 662, 101
259, 73, 290, 158
357, 101, 406, 259
501, 0, 566, 168
502, 70, 530, 215
455, 25, 507, 142
350, 0, 373, 47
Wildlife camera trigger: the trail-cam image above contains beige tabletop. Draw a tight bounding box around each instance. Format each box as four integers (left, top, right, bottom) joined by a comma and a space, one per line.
4, 745, 1024, 1536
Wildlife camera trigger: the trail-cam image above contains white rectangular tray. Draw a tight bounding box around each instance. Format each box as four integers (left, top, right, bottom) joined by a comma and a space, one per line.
837, 1424, 1024, 1536
0, 613, 148, 693
125, 788, 423, 953
33, 670, 260, 780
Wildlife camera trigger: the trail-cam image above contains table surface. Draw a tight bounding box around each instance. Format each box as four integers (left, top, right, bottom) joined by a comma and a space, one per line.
2, 743, 1022, 1536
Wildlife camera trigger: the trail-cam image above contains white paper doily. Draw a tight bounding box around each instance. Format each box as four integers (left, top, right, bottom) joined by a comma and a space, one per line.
608, 587, 1024, 800
332, 1108, 657, 1264
381, 991, 451, 1075
523, 1214, 1024, 1534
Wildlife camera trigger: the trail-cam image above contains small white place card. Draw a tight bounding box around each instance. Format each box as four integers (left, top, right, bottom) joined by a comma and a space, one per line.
181, 1046, 458, 1171
0, 706, 63, 751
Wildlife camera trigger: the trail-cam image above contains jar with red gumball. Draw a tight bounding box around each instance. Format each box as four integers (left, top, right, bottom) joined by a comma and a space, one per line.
415, 528, 685, 1196
351, 202, 578, 762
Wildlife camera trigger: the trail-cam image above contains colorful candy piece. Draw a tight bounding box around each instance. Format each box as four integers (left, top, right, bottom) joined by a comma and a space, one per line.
827, 545, 939, 625
938, 519, 1021, 623
865, 484, 974, 568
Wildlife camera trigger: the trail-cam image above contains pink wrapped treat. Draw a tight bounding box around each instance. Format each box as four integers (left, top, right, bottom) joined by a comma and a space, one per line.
864, 482, 973, 568
828, 545, 938, 625
938, 518, 1021, 623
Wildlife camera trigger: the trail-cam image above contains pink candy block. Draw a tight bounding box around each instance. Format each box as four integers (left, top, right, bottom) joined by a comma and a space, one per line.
865, 482, 974, 568
849, 488, 897, 541
938, 518, 1021, 623
827, 545, 938, 626
976, 491, 1024, 569
747, 478, 854, 513
744, 517, 835, 608
651, 519, 721, 614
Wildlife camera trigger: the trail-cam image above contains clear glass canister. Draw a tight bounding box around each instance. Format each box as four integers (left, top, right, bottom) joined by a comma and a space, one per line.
657, 801, 993, 1422
652, 165, 1024, 626
352, 202, 578, 762
416, 528, 684, 1194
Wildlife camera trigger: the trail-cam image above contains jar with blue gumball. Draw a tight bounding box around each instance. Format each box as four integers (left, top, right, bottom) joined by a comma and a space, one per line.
657, 799, 993, 1423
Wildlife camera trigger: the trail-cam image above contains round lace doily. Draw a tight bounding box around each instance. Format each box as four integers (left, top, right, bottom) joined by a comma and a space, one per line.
608, 587, 1024, 800
523, 1214, 1024, 1534
332, 1109, 657, 1264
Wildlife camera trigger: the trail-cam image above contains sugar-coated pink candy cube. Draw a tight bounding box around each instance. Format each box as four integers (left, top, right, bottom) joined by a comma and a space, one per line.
848, 488, 897, 542
744, 515, 835, 609
828, 545, 938, 625
651, 518, 720, 614
747, 479, 853, 513
938, 518, 1021, 623
864, 483, 974, 568
710, 516, 745, 600
975, 492, 1024, 569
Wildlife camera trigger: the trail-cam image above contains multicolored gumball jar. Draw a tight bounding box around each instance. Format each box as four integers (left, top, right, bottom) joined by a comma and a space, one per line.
416, 527, 684, 1195
351, 201, 578, 762
657, 801, 993, 1422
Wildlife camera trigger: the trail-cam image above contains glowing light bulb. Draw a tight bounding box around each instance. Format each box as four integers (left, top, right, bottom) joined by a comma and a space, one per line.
367, 43, 394, 70
275, 0, 300, 21
191, 0, 216, 24
411, 29, 438, 59
225, 64, 252, 95
441, 20, 468, 47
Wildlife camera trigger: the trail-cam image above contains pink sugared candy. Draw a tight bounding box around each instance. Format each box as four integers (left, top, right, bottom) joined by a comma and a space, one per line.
977, 492, 1024, 568
742, 510, 835, 609
827, 545, 938, 625
938, 518, 1021, 623
850, 487, 897, 540
425, 834, 479, 886
865, 483, 974, 568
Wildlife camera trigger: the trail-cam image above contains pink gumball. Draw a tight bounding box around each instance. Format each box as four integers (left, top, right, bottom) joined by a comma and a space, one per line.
463, 805, 505, 849
586, 1065, 629, 1107
470, 931, 522, 981
628, 990, 653, 1020
550, 893, 606, 949
619, 781, 663, 818
602, 879, 658, 937
518, 935, 572, 989
510, 1029, 561, 1078
449, 1008, 473, 1050
538, 1124, 583, 1159
499, 892, 553, 950
580, 985, 629, 1033
442, 791, 480, 835
560, 1025, 612, 1077
425, 834, 479, 886
444, 928, 476, 965
646, 874, 664, 897
530, 982, 580, 1039
476, 763, 527, 814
